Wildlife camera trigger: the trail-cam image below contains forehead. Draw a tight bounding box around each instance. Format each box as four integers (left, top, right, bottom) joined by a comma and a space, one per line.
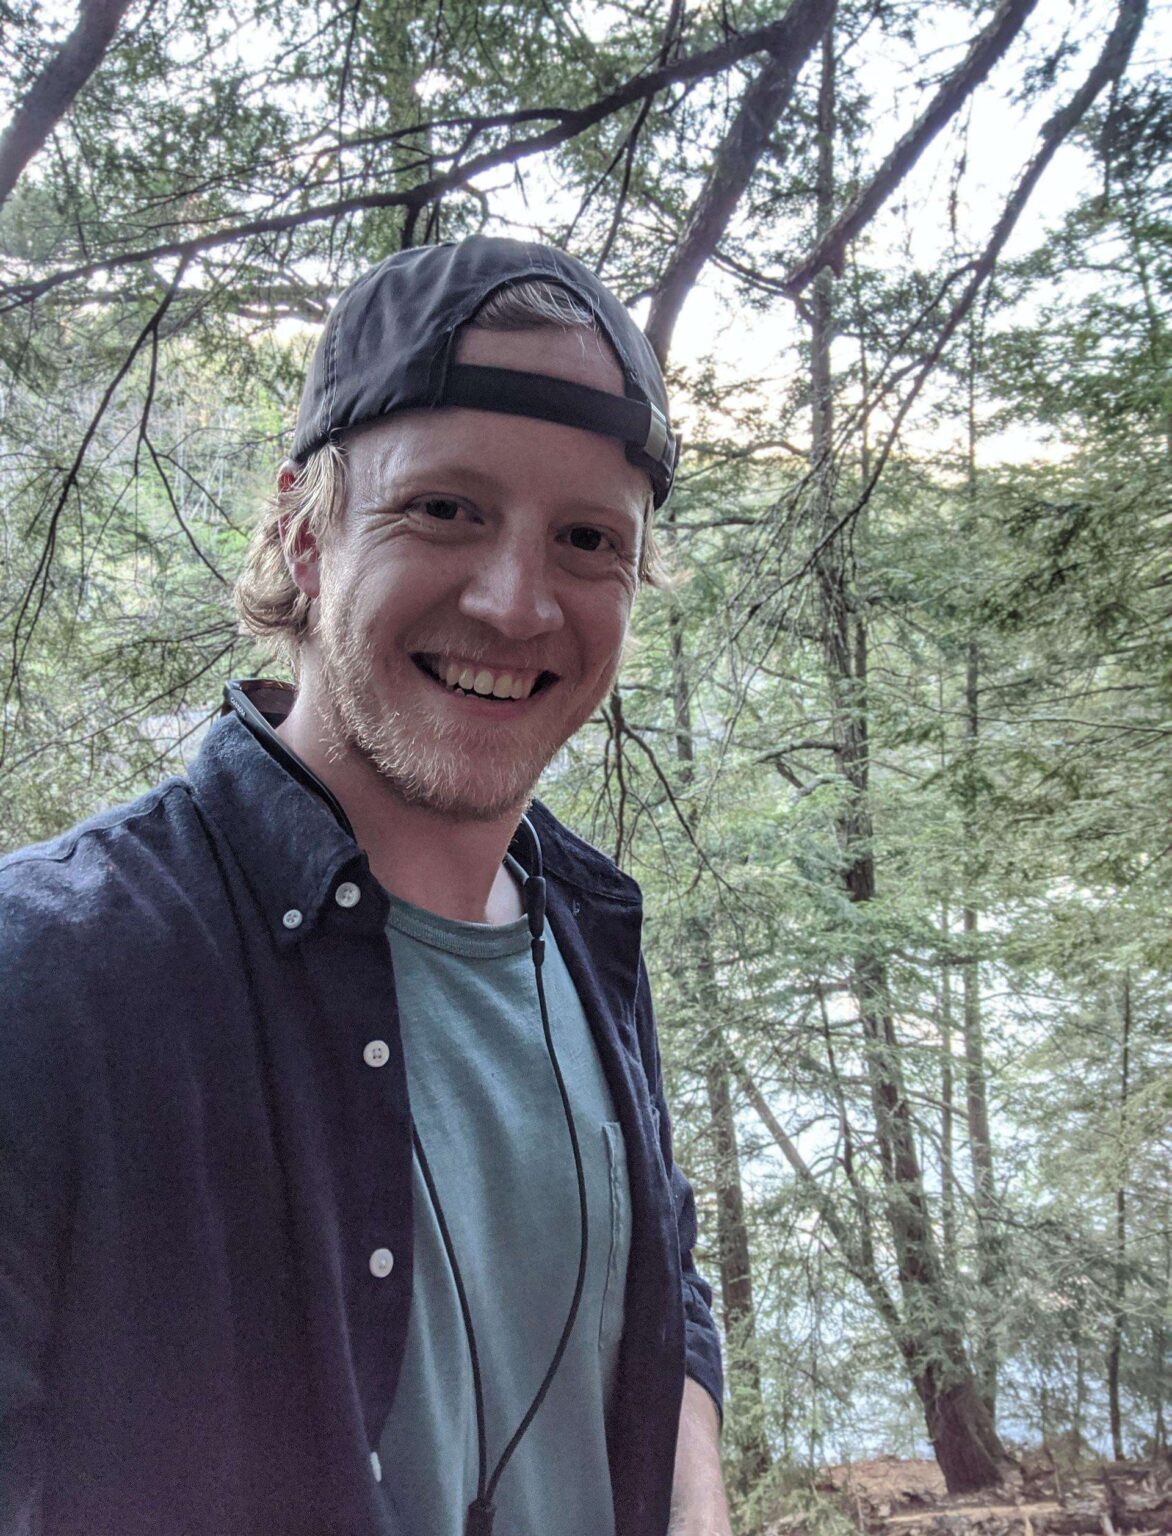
455, 323, 627, 394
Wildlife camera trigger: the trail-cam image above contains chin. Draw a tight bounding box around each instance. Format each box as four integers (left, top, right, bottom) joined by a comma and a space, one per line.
362, 729, 547, 824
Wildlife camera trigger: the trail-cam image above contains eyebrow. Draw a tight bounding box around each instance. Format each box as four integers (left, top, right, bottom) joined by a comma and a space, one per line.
350, 459, 500, 508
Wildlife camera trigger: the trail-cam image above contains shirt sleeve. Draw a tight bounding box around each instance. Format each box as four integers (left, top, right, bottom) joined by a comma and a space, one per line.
634, 958, 724, 1419
0, 870, 74, 1532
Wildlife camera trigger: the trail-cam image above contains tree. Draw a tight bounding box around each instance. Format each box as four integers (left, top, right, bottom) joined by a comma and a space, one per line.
3, 0, 1167, 1503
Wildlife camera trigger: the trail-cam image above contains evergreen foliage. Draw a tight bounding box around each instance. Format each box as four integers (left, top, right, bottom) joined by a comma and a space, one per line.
2, 0, 1167, 1512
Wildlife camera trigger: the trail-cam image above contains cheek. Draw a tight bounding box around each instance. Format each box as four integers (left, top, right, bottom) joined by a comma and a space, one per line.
320, 547, 408, 625
575, 590, 633, 678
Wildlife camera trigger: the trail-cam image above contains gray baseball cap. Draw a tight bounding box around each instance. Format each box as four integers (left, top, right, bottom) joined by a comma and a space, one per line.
292, 236, 678, 507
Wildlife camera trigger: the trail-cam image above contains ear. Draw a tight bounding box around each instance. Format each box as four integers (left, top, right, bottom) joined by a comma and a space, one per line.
280, 516, 322, 601
276, 462, 321, 601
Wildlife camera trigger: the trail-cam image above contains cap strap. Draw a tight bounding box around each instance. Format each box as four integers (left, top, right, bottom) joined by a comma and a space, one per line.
441, 364, 673, 472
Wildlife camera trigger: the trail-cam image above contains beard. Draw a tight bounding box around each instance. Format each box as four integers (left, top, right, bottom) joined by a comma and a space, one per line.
314, 585, 602, 824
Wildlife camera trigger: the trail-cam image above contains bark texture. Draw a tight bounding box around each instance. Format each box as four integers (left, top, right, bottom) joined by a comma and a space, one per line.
0, 0, 136, 211
645, 0, 835, 363
1106, 973, 1132, 1460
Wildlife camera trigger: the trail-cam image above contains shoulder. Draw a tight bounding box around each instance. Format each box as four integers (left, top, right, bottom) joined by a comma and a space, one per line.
0, 777, 212, 994
0, 782, 219, 1169
1, 777, 196, 912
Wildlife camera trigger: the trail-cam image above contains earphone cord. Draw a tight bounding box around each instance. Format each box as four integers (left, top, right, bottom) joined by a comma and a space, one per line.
412, 868, 589, 1536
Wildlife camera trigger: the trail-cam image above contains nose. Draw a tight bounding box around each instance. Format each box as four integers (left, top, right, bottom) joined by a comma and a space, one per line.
456, 528, 564, 641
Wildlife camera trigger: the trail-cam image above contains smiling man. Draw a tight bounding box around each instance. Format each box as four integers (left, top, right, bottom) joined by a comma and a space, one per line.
0, 238, 727, 1536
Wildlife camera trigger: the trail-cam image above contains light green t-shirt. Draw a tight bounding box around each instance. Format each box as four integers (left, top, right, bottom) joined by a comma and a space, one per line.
377, 884, 631, 1536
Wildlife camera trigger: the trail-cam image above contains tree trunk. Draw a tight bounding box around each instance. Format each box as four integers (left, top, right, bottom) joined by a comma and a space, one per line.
1106, 972, 1131, 1460
939, 898, 957, 1278
641, 47, 803, 1465
808, 21, 1005, 1492
704, 1035, 759, 1350
704, 1020, 772, 1488
963, 333, 1000, 1418
1074, 1329, 1085, 1458
1153, 1215, 1170, 1457
962, 642, 999, 1418
667, 528, 771, 1492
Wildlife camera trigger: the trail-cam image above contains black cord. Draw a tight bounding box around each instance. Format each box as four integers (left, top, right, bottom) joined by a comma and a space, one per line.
484, 916, 590, 1510
412, 1128, 489, 1492
411, 820, 590, 1536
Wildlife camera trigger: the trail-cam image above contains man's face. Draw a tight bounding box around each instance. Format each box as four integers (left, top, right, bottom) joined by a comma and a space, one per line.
296, 326, 650, 822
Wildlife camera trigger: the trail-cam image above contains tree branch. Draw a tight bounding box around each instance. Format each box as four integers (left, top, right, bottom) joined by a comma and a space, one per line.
733, 1054, 905, 1337
144, 438, 229, 585
786, 0, 1149, 589
0, 0, 137, 211
783, 0, 1041, 296
1, 6, 844, 312
645, 0, 837, 365
0, 260, 188, 744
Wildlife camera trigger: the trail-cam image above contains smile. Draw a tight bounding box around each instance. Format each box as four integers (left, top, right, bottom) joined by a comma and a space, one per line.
412, 654, 558, 701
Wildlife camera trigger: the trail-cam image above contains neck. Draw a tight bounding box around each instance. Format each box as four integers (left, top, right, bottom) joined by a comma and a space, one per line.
278, 688, 525, 925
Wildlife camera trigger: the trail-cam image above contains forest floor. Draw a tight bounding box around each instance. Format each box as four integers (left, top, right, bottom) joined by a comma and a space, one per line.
766, 1452, 1172, 1535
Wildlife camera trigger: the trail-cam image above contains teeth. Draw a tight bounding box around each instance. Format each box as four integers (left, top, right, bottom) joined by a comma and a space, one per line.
431, 657, 541, 700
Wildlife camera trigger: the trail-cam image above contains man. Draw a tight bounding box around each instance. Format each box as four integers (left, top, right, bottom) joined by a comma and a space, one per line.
0, 237, 728, 1535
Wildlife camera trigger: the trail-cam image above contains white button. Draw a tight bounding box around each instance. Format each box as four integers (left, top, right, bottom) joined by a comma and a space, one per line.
335, 882, 361, 909
369, 1247, 394, 1278
370, 1450, 382, 1483
282, 909, 303, 929
363, 1040, 389, 1069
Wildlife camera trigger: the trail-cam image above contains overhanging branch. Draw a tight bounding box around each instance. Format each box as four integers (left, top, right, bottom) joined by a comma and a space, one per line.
1, 6, 841, 313
785, 0, 1149, 588
645, 0, 837, 365
0, 0, 137, 212
783, 0, 1041, 297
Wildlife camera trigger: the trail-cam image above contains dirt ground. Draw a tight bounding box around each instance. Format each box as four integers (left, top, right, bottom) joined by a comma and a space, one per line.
766, 1452, 1172, 1535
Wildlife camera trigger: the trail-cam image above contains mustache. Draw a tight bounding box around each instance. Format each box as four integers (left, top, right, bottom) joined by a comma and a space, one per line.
406, 634, 563, 671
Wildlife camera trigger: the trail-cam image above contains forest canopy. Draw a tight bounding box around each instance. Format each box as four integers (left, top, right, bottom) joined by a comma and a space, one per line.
1, 0, 1169, 1516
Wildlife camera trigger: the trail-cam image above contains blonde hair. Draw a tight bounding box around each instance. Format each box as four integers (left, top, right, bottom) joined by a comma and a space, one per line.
234, 440, 347, 658
234, 280, 668, 658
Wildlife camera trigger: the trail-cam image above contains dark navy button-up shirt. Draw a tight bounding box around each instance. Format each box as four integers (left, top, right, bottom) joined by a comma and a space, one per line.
0, 697, 721, 1536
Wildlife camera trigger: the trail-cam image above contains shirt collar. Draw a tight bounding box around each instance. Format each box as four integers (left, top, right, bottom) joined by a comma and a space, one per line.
191, 678, 642, 931
189, 681, 378, 943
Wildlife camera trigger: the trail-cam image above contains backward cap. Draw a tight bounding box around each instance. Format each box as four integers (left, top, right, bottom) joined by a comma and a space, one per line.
292, 236, 676, 504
